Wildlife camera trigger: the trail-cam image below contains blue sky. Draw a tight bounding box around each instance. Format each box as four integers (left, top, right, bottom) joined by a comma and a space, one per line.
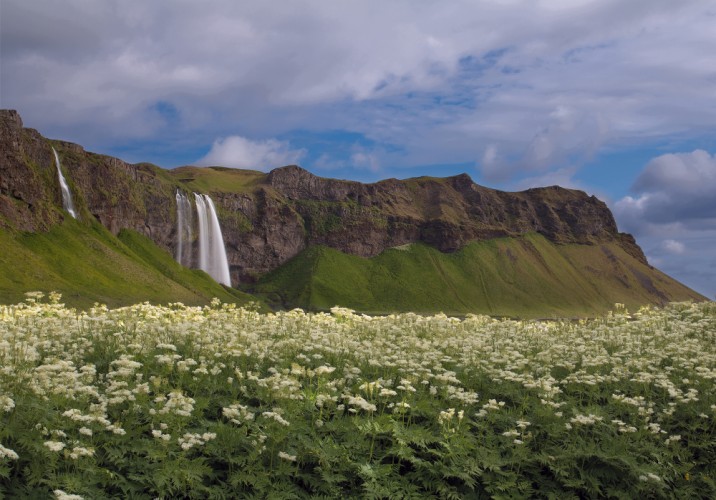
2, 0, 715, 299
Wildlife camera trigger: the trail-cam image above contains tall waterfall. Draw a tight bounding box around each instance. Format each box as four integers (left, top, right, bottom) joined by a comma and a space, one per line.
175, 191, 193, 267
175, 192, 231, 286
194, 194, 232, 286
52, 147, 77, 219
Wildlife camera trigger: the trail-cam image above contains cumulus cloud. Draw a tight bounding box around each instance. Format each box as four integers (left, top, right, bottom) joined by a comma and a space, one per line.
196, 136, 306, 171
614, 150, 716, 232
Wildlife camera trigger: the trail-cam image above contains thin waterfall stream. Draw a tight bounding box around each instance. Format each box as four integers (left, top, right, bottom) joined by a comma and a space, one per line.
52, 147, 77, 219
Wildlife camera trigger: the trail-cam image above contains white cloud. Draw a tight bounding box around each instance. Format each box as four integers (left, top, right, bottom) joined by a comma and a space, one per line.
196, 136, 306, 171
633, 150, 716, 200
615, 150, 716, 230
661, 239, 685, 255
350, 151, 381, 172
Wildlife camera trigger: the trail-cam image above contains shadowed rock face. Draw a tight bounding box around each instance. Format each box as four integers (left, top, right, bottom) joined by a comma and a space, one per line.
0, 109, 646, 285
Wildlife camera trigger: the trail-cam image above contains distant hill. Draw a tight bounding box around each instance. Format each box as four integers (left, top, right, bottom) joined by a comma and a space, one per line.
0, 109, 707, 313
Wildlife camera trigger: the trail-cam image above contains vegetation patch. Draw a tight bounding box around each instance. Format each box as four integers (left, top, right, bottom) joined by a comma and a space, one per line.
0, 298, 714, 498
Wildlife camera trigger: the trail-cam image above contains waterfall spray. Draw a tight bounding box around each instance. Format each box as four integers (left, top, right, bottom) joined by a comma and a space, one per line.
52, 147, 77, 219
175, 191, 193, 266
192, 193, 232, 286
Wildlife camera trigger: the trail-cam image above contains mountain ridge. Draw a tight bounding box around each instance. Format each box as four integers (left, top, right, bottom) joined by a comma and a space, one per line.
0, 109, 707, 312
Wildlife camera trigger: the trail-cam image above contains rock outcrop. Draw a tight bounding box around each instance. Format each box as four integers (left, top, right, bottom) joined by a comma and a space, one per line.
0, 109, 647, 286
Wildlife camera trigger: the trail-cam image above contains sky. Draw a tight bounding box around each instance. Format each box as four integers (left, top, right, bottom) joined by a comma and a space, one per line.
1, 0, 715, 299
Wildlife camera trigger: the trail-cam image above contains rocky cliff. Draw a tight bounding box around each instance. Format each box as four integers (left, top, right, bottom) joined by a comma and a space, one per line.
1, 109, 646, 286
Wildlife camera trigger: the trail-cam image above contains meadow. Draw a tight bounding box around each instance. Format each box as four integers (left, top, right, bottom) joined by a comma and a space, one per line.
0, 293, 714, 498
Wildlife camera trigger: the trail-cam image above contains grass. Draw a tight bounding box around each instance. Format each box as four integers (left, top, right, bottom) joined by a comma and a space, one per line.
169, 166, 266, 194
254, 233, 705, 317
0, 218, 256, 309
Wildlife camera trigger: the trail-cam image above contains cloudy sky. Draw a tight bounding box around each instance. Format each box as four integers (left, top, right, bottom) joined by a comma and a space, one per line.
2, 0, 715, 298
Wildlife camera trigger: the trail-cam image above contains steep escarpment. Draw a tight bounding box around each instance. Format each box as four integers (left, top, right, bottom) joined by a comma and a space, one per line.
0, 109, 705, 313
261, 165, 644, 264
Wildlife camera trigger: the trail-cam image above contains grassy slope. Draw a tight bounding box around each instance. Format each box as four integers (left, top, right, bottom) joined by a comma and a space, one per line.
255, 233, 706, 317
0, 218, 256, 309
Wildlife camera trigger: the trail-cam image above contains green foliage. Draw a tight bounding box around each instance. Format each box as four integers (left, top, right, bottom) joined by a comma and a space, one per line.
0, 298, 714, 498
254, 233, 704, 317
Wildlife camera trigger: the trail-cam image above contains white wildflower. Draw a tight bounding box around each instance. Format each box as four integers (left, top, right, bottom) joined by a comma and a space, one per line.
569, 414, 603, 426
178, 432, 216, 450
0, 396, 15, 412
69, 446, 94, 459
0, 443, 19, 460
315, 365, 336, 376
54, 490, 84, 500
665, 435, 681, 445
158, 390, 195, 417
262, 411, 291, 426
438, 408, 456, 425
152, 429, 171, 441
278, 451, 297, 462
346, 396, 377, 413
44, 441, 66, 452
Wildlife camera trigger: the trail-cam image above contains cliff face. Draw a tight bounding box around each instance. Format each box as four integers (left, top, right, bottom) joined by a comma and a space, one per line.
0, 110, 176, 250
0, 109, 647, 285
0, 110, 63, 231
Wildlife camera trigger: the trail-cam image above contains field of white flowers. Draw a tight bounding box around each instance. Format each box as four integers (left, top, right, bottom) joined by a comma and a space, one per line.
1, 293, 714, 499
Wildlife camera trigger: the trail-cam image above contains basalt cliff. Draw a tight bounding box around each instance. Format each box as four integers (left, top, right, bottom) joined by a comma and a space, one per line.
0, 109, 705, 314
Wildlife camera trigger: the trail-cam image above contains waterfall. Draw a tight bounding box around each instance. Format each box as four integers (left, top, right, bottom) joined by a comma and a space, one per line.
173, 191, 232, 286
203, 195, 232, 286
190, 193, 232, 287
175, 191, 193, 266
194, 193, 211, 274
52, 147, 77, 219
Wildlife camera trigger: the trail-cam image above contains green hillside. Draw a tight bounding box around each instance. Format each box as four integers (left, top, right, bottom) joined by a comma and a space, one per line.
254, 233, 705, 317
0, 218, 256, 309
